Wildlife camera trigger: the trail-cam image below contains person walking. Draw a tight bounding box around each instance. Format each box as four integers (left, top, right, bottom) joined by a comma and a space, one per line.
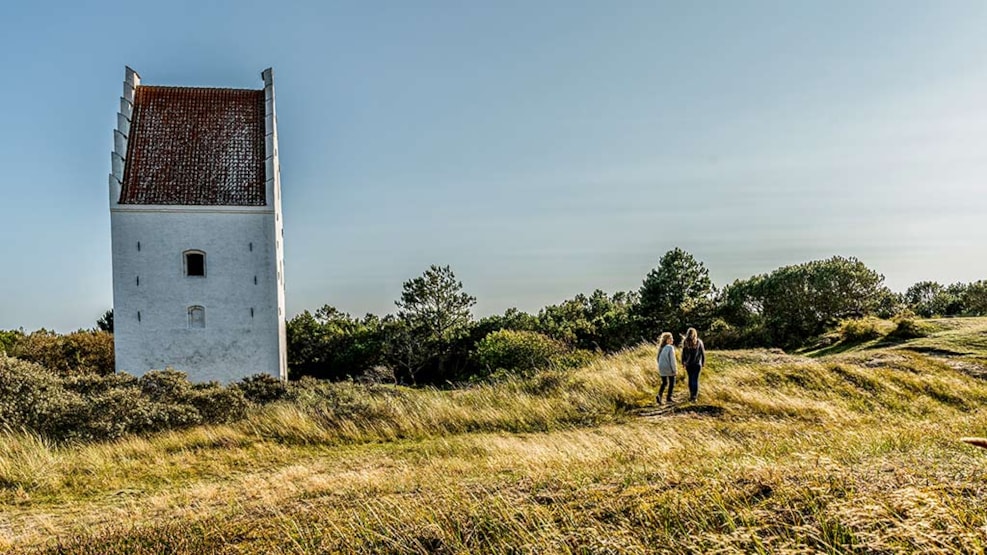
656, 332, 677, 405
681, 327, 706, 402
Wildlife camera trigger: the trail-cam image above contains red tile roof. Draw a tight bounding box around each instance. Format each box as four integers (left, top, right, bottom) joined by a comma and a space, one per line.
120, 86, 267, 206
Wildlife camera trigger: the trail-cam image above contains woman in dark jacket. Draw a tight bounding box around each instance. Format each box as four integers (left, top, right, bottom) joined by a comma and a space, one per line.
680, 327, 706, 402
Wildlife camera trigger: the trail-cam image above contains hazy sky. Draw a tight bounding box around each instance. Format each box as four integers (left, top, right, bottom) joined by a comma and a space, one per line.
2, 1, 986, 331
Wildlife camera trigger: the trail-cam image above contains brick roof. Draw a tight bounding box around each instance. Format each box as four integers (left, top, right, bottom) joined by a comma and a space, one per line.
120, 86, 267, 206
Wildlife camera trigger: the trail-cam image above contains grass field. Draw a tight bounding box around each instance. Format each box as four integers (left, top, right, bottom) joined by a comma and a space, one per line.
3, 318, 987, 553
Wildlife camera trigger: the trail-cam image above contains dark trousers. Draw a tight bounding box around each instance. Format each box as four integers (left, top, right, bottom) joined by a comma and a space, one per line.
658, 376, 675, 400
686, 365, 702, 400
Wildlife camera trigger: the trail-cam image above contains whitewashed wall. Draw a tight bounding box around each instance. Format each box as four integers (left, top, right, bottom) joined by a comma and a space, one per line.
110, 208, 284, 383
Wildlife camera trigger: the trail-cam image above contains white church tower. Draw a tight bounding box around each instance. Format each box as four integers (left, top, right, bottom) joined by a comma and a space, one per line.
109, 67, 287, 383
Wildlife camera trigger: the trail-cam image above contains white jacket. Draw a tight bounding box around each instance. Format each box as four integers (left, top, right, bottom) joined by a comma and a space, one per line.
657, 344, 677, 377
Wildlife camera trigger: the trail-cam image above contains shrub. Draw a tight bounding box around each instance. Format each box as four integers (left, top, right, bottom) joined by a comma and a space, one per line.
139, 401, 203, 434
60, 387, 151, 441
357, 365, 397, 385
63, 372, 139, 396
0, 357, 251, 443
475, 330, 569, 378
0, 356, 75, 436
140, 369, 194, 402
705, 318, 739, 349
887, 313, 931, 340
59, 371, 202, 439
0, 329, 23, 355
9, 329, 114, 375
188, 384, 247, 424
234, 373, 289, 404
838, 317, 885, 343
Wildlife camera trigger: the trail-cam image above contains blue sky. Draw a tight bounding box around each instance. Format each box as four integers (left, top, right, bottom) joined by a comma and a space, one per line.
2, 1, 987, 331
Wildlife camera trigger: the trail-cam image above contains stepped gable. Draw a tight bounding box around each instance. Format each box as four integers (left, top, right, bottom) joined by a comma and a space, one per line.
120, 85, 266, 206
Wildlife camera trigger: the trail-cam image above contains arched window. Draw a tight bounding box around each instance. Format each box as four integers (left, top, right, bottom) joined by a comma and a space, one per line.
184, 250, 205, 277
188, 306, 205, 329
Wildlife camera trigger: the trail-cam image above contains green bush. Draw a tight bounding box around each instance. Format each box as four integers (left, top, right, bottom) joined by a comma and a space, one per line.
93, 389, 158, 438
0, 357, 251, 443
234, 373, 289, 404
703, 317, 772, 349
475, 330, 570, 378
0, 329, 22, 355
838, 317, 885, 343
60, 388, 155, 441
0, 356, 74, 435
887, 313, 931, 340
9, 329, 114, 375
188, 384, 248, 424
63, 372, 139, 396
705, 318, 739, 349
140, 369, 193, 402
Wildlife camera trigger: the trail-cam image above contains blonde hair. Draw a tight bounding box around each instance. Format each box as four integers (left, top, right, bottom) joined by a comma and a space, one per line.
683, 327, 700, 348
659, 332, 674, 347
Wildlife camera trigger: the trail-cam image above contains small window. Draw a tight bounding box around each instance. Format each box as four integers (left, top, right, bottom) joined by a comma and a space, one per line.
188, 306, 205, 329
184, 251, 205, 277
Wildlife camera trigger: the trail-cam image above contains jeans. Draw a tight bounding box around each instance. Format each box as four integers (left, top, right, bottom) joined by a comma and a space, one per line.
658, 376, 675, 401
686, 365, 702, 400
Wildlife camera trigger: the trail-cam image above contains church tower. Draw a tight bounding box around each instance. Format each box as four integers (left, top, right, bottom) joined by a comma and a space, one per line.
109, 67, 287, 382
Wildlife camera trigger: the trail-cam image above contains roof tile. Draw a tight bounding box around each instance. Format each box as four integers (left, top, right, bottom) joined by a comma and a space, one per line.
120, 86, 267, 206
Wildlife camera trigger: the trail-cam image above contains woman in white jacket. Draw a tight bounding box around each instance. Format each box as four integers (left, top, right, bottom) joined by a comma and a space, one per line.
656, 331, 677, 405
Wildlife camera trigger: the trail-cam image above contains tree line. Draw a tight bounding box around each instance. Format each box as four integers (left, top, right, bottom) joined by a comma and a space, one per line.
3, 249, 986, 385
286, 250, 987, 385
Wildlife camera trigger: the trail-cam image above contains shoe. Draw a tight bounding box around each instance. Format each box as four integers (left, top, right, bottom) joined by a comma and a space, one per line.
656, 396, 663, 405
665, 398, 674, 404
689, 396, 697, 402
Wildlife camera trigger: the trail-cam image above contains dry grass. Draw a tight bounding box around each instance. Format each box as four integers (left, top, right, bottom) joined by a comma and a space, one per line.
4, 318, 987, 553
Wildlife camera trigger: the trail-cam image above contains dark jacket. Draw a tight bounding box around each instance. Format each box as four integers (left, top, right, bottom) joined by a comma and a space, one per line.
681, 339, 705, 370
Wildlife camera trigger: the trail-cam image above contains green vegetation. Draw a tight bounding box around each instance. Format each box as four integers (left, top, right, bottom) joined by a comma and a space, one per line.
634, 247, 716, 339
887, 314, 935, 341
283, 252, 987, 384
3, 329, 114, 376
473, 329, 571, 378
716, 256, 888, 348
4, 318, 987, 553
6, 250, 987, 387
0, 359, 247, 442
838, 316, 892, 343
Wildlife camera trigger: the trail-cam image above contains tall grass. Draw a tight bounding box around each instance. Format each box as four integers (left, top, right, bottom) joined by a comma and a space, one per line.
0, 430, 57, 495
242, 348, 654, 447
5, 320, 987, 553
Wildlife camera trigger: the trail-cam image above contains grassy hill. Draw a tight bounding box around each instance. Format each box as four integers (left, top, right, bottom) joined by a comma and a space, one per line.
4, 318, 987, 553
